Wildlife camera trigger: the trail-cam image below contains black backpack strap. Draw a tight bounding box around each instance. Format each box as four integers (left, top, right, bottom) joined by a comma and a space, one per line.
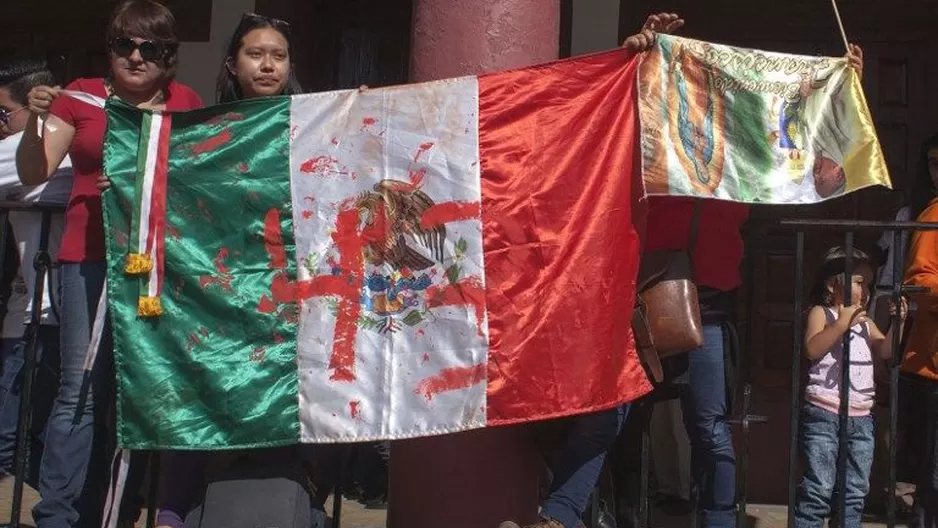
687, 199, 703, 274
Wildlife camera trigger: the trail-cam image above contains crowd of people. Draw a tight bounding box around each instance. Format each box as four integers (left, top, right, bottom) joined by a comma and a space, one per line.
0, 1, 936, 528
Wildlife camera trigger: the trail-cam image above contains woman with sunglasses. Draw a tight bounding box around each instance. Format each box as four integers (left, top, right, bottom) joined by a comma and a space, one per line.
15, 2, 202, 527
154, 13, 316, 528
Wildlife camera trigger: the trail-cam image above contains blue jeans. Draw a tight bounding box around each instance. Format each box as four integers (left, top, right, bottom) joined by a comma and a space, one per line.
912, 381, 938, 528
681, 325, 736, 528
541, 405, 628, 528
33, 262, 143, 528
793, 404, 874, 528
0, 326, 61, 481
0, 337, 24, 474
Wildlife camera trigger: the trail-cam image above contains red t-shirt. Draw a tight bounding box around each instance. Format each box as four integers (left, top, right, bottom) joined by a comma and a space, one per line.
643, 196, 750, 291
50, 78, 203, 262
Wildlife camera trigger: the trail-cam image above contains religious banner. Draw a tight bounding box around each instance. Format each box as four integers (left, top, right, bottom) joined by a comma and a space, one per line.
102, 50, 651, 449
638, 35, 891, 202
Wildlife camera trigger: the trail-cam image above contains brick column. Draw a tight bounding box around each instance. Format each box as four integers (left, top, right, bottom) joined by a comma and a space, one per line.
388, 1, 560, 527
409, 0, 560, 82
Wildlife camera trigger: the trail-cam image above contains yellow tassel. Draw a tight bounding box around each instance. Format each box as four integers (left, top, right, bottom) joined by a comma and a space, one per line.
137, 296, 163, 317
124, 253, 153, 275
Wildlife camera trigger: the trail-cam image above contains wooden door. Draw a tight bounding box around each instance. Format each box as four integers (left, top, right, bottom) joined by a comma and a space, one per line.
620, 0, 938, 504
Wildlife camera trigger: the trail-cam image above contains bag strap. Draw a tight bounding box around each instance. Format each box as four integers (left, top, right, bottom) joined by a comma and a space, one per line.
687, 199, 703, 271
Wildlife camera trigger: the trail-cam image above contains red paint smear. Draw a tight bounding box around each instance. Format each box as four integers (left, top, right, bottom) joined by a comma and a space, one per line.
421, 352, 430, 364
269, 272, 299, 304
261, 208, 364, 381
197, 199, 214, 222
173, 277, 185, 298
112, 229, 129, 248
214, 248, 231, 273
166, 223, 181, 241
250, 347, 266, 363
331, 137, 339, 145
204, 112, 244, 126
259, 210, 362, 381
323, 209, 365, 382
273, 331, 284, 344
409, 168, 427, 188
199, 327, 209, 338
300, 155, 339, 174
264, 208, 287, 269
198, 273, 233, 292
362, 117, 378, 128
119, 197, 134, 216
186, 332, 201, 352
258, 295, 276, 313
349, 401, 361, 419
381, 178, 421, 194
281, 305, 300, 325
238, 162, 249, 173
427, 277, 487, 335
199, 248, 233, 292
264, 206, 423, 382
302, 210, 313, 220
414, 142, 434, 161
415, 364, 487, 401
191, 128, 232, 155
420, 201, 480, 230
300, 156, 355, 178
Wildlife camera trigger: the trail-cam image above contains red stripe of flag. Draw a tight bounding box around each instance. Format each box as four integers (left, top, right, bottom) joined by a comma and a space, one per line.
151, 114, 173, 295
477, 49, 652, 425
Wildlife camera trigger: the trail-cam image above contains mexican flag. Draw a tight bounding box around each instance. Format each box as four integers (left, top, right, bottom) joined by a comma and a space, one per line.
103, 49, 651, 449
102, 41, 890, 449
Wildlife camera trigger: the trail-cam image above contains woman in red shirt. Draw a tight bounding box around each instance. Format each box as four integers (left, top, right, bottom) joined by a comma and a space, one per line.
16, 2, 202, 526
639, 197, 750, 528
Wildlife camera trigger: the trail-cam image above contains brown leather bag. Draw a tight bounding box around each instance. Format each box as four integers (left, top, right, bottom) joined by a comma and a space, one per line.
631, 200, 704, 383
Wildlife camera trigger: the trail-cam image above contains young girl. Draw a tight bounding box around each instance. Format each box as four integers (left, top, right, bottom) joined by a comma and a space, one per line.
794, 247, 906, 528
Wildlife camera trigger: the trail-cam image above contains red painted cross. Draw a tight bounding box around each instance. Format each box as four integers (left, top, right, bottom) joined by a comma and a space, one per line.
260, 199, 483, 383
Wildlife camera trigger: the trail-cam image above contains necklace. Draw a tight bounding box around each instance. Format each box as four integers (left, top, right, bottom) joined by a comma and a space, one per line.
104, 77, 165, 107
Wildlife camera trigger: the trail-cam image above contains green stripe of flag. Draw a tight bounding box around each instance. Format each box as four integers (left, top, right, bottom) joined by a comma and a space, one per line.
104, 98, 298, 449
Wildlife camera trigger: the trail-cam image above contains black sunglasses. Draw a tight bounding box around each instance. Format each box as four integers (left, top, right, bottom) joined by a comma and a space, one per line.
108, 37, 176, 62
0, 107, 25, 126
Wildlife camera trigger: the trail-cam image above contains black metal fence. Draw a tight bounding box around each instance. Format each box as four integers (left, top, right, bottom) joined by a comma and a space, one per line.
591, 218, 938, 528
3, 204, 935, 528
0, 201, 63, 528
782, 219, 938, 528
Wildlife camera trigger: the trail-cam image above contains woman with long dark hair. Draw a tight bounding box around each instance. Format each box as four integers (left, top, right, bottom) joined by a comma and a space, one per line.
216, 12, 302, 103
155, 13, 322, 528
16, 2, 202, 526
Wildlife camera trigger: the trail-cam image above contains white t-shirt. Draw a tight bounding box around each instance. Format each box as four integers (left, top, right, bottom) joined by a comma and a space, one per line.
2, 275, 28, 339
876, 206, 912, 289
0, 131, 73, 330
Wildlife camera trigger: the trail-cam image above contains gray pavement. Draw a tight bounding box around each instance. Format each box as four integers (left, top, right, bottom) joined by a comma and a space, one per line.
0, 478, 905, 528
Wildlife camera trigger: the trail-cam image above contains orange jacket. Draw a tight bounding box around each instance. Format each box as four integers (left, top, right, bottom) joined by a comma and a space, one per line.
903, 198, 938, 381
